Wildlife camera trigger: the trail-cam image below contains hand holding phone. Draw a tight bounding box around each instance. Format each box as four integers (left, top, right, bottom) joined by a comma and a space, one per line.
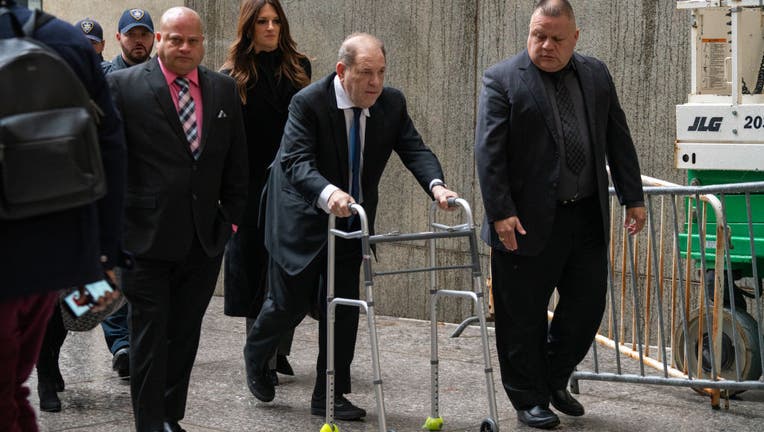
63, 279, 119, 317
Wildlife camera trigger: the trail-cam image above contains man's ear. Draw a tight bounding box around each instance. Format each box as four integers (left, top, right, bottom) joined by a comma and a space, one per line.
336, 61, 346, 80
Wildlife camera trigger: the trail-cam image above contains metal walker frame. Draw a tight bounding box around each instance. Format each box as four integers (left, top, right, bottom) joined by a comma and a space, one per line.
320, 198, 499, 432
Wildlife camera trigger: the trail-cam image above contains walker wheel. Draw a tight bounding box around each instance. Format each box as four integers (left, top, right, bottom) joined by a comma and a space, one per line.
480, 418, 499, 432
422, 416, 444, 431
320, 423, 339, 432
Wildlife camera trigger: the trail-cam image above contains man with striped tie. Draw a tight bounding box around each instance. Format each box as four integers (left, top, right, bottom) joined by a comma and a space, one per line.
106, 7, 247, 432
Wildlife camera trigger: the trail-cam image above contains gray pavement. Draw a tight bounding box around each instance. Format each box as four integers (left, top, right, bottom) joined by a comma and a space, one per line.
30, 296, 764, 431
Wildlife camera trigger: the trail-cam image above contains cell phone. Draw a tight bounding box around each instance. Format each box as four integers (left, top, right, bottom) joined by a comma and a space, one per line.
63, 279, 114, 317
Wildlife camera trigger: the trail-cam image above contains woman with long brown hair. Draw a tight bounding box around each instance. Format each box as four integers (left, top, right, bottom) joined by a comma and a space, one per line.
221, 0, 311, 387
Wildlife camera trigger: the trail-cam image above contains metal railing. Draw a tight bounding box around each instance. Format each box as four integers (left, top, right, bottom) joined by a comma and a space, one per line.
569, 178, 764, 408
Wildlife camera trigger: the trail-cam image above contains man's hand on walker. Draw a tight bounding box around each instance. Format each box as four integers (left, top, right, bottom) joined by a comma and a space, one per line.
432, 185, 459, 210
328, 189, 355, 218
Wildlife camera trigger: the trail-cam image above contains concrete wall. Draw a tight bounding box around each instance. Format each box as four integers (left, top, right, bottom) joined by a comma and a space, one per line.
43, 0, 182, 61
44, 0, 692, 322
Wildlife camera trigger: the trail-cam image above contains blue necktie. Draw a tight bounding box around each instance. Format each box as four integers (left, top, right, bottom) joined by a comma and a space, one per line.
349, 107, 362, 202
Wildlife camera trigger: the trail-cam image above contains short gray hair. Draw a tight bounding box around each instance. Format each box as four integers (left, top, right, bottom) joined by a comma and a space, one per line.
337, 32, 386, 67
533, 0, 575, 21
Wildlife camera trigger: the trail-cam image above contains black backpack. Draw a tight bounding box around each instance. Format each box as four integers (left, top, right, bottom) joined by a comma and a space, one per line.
0, 8, 105, 220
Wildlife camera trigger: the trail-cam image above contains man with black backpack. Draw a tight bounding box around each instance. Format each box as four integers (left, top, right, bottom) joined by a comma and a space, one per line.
0, 1, 126, 430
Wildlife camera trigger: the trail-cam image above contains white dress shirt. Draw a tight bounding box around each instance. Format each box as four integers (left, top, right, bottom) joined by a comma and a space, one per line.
317, 75, 443, 213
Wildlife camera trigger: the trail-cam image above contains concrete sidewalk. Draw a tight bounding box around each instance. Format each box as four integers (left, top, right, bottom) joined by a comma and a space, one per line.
30, 296, 764, 431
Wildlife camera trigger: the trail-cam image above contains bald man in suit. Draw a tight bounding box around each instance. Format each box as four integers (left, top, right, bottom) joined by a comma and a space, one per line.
107, 7, 247, 431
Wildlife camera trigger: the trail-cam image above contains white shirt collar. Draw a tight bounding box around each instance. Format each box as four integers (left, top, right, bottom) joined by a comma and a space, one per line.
333, 75, 370, 117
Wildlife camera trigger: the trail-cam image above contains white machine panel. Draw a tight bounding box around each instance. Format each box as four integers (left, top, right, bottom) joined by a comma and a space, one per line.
675, 142, 764, 170
676, 104, 764, 142
677, 1, 764, 9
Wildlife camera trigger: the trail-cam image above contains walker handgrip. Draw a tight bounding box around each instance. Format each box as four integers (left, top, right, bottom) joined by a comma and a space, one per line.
447, 197, 458, 207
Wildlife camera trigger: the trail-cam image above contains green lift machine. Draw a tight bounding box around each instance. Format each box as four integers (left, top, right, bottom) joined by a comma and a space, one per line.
673, 0, 764, 387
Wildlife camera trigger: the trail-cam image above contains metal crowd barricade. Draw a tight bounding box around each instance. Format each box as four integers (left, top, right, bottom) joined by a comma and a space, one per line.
320, 198, 499, 432
569, 178, 764, 409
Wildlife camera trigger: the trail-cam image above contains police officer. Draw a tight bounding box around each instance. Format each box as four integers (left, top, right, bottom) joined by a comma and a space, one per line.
101, 8, 154, 74
75, 18, 105, 61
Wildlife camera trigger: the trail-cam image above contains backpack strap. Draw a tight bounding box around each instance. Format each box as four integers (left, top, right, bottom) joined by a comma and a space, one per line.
0, 6, 24, 37
22, 9, 53, 37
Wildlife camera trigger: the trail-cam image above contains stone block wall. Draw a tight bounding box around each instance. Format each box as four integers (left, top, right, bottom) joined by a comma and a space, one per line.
45, 0, 691, 322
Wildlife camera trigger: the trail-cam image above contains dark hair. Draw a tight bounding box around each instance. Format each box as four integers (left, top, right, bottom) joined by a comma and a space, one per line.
221, 0, 310, 103
338, 32, 386, 68
533, 0, 575, 21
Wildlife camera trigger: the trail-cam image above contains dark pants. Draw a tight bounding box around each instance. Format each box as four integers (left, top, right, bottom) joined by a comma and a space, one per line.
226, 226, 297, 368
122, 237, 223, 432
100, 303, 129, 354
245, 318, 294, 370
0, 291, 58, 432
492, 197, 607, 410
36, 304, 66, 387
244, 235, 362, 398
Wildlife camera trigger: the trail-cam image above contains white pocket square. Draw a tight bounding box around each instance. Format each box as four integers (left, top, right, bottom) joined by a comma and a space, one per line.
217, 110, 227, 118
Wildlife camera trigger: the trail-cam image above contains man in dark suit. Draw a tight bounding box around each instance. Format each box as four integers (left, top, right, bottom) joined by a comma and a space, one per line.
244, 32, 458, 420
106, 7, 247, 432
0, 0, 126, 428
475, 0, 646, 429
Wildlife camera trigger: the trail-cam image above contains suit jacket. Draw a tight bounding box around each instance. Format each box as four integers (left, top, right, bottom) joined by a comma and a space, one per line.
107, 57, 248, 261
0, 5, 126, 299
475, 50, 644, 256
264, 73, 444, 275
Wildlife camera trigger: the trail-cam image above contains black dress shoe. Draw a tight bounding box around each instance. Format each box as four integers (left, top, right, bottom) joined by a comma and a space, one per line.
310, 394, 366, 421
269, 369, 279, 386
275, 354, 294, 376
163, 421, 186, 432
516, 405, 559, 429
246, 370, 275, 402
550, 389, 584, 416
37, 381, 61, 413
112, 347, 130, 379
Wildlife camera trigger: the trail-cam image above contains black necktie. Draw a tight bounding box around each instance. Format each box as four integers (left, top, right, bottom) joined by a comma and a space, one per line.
349, 107, 362, 202
555, 75, 585, 174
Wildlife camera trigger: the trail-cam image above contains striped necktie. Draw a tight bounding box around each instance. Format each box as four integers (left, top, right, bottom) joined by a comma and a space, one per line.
175, 77, 200, 159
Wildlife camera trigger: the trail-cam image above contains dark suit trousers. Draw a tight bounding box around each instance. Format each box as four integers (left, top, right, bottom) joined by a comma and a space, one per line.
492, 197, 607, 410
36, 302, 67, 386
121, 236, 223, 432
245, 234, 361, 398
